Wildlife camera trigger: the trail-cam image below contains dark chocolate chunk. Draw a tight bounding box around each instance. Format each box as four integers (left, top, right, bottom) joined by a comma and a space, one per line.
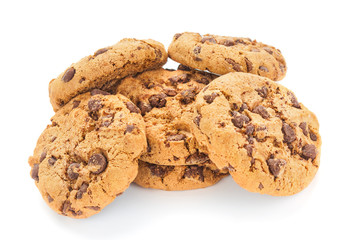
310, 131, 318, 141
91, 89, 110, 96
62, 67, 75, 82
267, 158, 287, 177
201, 36, 216, 43
231, 111, 250, 128
180, 88, 196, 104
94, 48, 108, 56
245, 124, 255, 135
149, 93, 167, 108
48, 156, 57, 166
193, 46, 201, 54
88, 99, 102, 111
263, 47, 273, 55
288, 91, 301, 108
67, 163, 81, 180
256, 86, 268, 98
299, 122, 308, 136
174, 33, 182, 40
163, 88, 177, 96
88, 153, 107, 174
178, 64, 192, 71
185, 152, 210, 164
76, 182, 89, 199
31, 164, 39, 181
168, 74, 190, 85
125, 124, 135, 134
126, 101, 141, 113
253, 105, 270, 119
203, 92, 219, 104
72, 100, 81, 109
259, 66, 269, 72
137, 101, 152, 115
225, 58, 242, 72
222, 39, 235, 46
39, 151, 47, 162
282, 122, 296, 143
245, 57, 253, 72
147, 163, 174, 178
47, 194, 54, 203
183, 166, 204, 182
301, 144, 317, 160
194, 114, 201, 127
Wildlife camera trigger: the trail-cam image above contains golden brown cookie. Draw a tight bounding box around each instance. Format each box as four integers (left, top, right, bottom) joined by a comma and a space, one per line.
116, 68, 218, 166
134, 160, 228, 191
168, 32, 286, 81
49, 38, 167, 111
191, 73, 321, 196
29, 91, 147, 218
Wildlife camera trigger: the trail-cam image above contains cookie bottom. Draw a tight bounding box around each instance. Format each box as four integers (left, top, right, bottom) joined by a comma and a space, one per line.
134, 161, 228, 191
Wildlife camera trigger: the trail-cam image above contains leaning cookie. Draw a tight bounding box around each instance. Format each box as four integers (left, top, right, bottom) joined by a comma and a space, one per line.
134, 161, 228, 191
116, 68, 218, 166
168, 32, 286, 81
49, 38, 167, 111
191, 73, 321, 196
29, 90, 147, 218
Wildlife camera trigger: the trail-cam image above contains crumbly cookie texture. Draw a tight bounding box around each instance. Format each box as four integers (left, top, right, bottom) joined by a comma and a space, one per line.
191, 73, 321, 196
168, 32, 286, 81
134, 160, 228, 191
28, 91, 147, 218
116, 68, 218, 165
49, 38, 167, 111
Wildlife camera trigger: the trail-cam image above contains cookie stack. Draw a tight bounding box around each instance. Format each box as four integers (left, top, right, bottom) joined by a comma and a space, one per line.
29, 32, 321, 219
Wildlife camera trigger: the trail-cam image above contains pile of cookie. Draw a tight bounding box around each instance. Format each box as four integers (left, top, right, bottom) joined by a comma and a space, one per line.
29, 32, 321, 219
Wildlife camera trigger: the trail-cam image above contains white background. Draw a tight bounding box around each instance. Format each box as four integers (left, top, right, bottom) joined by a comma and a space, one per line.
1, 0, 360, 239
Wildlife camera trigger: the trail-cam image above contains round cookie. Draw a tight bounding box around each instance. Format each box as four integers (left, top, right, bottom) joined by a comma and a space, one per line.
28, 90, 147, 218
191, 73, 321, 196
49, 38, 167, 111
116, 68, 218, 166
134, 160, 228, 191
168, 32, 286, 81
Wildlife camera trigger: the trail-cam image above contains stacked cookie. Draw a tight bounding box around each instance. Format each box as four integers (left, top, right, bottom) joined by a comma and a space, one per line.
29, 32, 321, 218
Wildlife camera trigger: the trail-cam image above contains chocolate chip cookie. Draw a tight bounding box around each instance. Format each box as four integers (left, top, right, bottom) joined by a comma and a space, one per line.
191, 72, 321, 196
28, 91, 147, 218
134, 160, 228, 191
116, 68, 218, 166
49, 38, 167, 111
168, 32, 286, 81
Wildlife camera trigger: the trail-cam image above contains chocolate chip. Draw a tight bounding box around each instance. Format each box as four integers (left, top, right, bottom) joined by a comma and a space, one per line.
164, 88, 177, 96
310, 131, 318, 141
245, 57, 253, 72
88, 99, 102, 111
155, 49, 163, 59
244, 144, 253, 157
196, 77, 210, 85
288, 91, 301, 108
167, 134, 186, 141
76, 182, 89, 199
282, 122, 296, 143
125, 124, 135, 134
79, 77, 86, 83
231, 111, 250, 128
94, 48, 108, 56
39, 151, 47, 162
183, 166, 204, 182
48, 156, 57, 166
193, 46, 201, 54
194, 114, 201, 127
267, 158, 287, 177
299, 122, 308, 136
222, 39, 235, 46
225, 58, 242, 72
253, 106, 270, 119
51, 136, 57, 142
67, 163, 81, 180
177, 64, 192, 71
72, 100, 81, 109
47, 194, 54, 203
85, 206, 101, 211
62, 67, 75, 82
31, 164, 39, 181
180, 88, 196, 104
259, 66, 269, 72
126, 101, 141, 113
185, 152, 210, 164
258, 183, 264, 190
91, 89, 110, 96
174, 33, 182, 40
301, 144, 317, 160
240, 103, 248, 112
149, 93, 167, 108
62, 201, 71, 214
201, 36, 216, 43
245, 124, 255, 135
169, 74, 190, 85
147, 163, 174, 178
256, 86, 268, 98
137, 101, 152, 115
194, 57, 202, 61
203, 92, 219, 104
263, 47, 273, 55
88, 153, 107, 174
